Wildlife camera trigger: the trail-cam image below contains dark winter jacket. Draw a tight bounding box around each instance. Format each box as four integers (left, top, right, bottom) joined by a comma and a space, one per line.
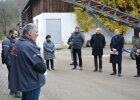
9, 36, 46, 92
110, 35, 124, 64
69, 32, 85, 49
90, 33, 106, 56
1, 36, 16, 65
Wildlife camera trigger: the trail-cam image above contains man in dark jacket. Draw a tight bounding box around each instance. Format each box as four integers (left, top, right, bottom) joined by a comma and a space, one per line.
1, 29, 22, 97
90, 28, 106, 72
2, 29, 17, 66
69, 27, 85, 71
110, 29, 124, 77
67, 32, 78, 66
9, 23, 47, 100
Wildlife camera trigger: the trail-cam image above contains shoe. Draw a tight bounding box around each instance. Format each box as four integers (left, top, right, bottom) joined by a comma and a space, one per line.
47, 68, 50, 70
70, 62, 74, 65
15, 92, 22, 98
80, 67, 83, 71
99, 69, 102, 72
71, 67, 76, 70
93, 69, 98, 72
9, 91, 16, 95
70, 62, 78, 66
110, 72, 116, 75
134, 75, 140, 77
118, 73, 121, 77
51, 68, 55, 70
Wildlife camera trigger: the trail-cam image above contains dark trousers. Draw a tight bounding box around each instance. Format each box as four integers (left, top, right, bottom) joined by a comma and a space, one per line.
22, 88, 40, 100
112, 63, 122, 74
72, 49, 82, 68
6, 64, 10, 81
46, 59, 54, 69
136, 57, 140, 75
94, 55, 102, 70
6, 64, 10, 72
71, 48, 77, 63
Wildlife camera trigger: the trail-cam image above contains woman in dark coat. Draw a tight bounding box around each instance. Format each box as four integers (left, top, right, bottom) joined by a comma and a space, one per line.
43, 35, 55, 70
110, 29, 124, 77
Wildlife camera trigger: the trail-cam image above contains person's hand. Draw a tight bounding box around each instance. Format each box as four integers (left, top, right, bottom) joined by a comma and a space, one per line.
112, 48, 117, 52
51, 50, 55, 53
137, 49, 140, 53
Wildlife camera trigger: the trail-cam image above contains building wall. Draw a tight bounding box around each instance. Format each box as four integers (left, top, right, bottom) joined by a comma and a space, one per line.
43, 0, 74, 12
33, 13, 77, 48
33, 13, 48, 48
22, 0, 74, 23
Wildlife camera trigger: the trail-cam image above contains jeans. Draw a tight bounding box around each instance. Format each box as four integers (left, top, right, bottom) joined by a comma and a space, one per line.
22, 88, 41, 100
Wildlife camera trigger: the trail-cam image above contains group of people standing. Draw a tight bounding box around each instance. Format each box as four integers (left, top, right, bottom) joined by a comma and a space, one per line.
1, 23, 140, 100
1, 23, 57, 100
1, 23, 48, 100
68, 27, 140, 77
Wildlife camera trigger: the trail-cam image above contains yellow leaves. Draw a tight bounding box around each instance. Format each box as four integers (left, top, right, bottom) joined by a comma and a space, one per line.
131, 10, 139, 17
74, 0, 140, 35
137, 0, 140, 5
74, 7, 96, 32
116, 0, 127, 8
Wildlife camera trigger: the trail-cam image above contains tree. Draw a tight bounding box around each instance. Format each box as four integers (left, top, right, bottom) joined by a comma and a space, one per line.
74, 0, 140, 35
0, 0, 19, 39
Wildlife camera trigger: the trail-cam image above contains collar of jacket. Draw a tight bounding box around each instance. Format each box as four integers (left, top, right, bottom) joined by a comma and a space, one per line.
74, 32, 80, 34
46, 40, 51, 43
7, 36, 16, 43
95, 33, 102, 37
114, 35, 122, 38
20, 35, 36, 45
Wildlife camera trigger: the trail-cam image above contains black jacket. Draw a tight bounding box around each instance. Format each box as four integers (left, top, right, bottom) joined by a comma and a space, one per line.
90, 33, 106, 56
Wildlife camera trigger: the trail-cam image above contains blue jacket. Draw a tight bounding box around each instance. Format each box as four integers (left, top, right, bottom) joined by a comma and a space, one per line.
43, 41, 55, 60
9, 36, 46, 92
110, 35, 124, 64
1, 36, 16, 65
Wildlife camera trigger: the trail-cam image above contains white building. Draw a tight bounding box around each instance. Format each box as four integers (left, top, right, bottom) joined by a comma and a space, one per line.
33, 13, 78, 48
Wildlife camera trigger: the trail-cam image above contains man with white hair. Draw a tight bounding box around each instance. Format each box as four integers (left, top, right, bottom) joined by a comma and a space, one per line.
9, 23, 47, 100
90, 28, 106, 72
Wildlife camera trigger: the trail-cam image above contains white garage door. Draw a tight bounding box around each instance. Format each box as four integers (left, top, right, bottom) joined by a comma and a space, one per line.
46, 19, 62, 44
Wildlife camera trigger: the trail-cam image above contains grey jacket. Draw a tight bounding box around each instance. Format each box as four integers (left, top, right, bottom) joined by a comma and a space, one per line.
132, 36, 140, 51
43, 41, 55, 60
69, 32, 85, 49
9, 36, 46, 92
